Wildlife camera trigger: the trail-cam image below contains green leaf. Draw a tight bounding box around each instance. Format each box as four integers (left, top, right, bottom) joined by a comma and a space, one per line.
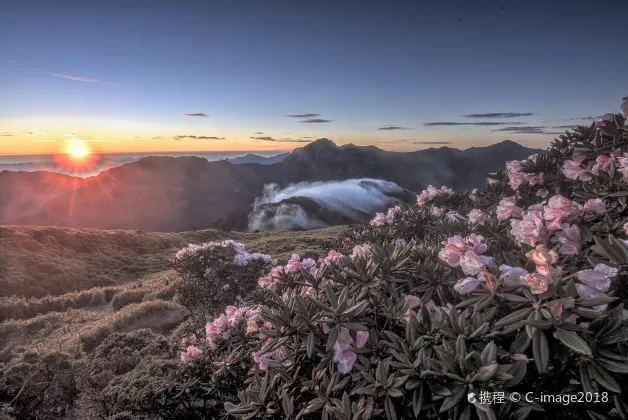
495, 308, 533, 327
532, 331, 549, 374
439, 385, 467, 412
597, 358, 628, 374
589, 364, 621, 393
306, 332, 315, 358
555, 328, 592, 356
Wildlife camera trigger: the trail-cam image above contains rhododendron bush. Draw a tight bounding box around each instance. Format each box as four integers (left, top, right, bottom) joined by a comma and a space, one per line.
106, 112, 628, 420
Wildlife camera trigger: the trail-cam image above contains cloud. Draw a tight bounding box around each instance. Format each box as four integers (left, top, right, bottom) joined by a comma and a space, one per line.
413, 141, 453, 145
63, 133, 77, 137
152, 136, 163, 140
553, 125, 580, 129
462, 112, 534, 118
564, 116, 603, 121
248, 179, 408, 231
424, 122, 521, 126
376, 126, 412, 131
254, 132, 264, 134
284, 113, 320, 118
52, 74, 98, 82
183, 113, 209, 118
300, 118, 332, 123
250, 136, 312, 143
491, 126, 546, 134
0, 133, 14, 136
378, 139, 413, 144
174, 135, 225, 140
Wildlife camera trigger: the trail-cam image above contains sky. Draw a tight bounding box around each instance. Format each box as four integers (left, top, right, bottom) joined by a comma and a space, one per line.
1, 0, 627, 156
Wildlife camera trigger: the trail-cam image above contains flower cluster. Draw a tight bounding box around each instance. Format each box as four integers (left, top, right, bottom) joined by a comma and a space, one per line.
258, 254, 317, 291
439, 234, 493, 282
370, 205, 401, 226
174, 240, 271, 268
416, 185, 452, 206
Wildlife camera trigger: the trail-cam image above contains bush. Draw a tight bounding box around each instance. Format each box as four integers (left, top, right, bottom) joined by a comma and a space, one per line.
171, 240, 272, 320
0, 350, 78, 419
111, 290, 146, 311
116, 112, 628, 420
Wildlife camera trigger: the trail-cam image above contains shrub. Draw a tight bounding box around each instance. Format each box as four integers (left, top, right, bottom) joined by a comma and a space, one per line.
118, 112, 628, 420
171, 240, 272, 320
86, 329, 170, 391
0, 350, 78, 419
112, 290, 146, 311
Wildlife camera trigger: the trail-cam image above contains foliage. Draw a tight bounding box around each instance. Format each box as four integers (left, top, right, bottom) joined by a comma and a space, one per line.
106, 112, 628, 420
0, 350, 79, 419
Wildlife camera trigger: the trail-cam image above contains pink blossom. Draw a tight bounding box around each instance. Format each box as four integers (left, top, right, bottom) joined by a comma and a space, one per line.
583, 198, 606, 215
468, 209, 486, 224
535, 263, 562, 280
454, 277, 480, 294
526, 245, 558, 266
624, 222, 628, 236
416, 185, 452, 206
406, 295, 422, 309
370, 212, 387, 226
575, 264, 617, 292
487, 178, 498, 184
323, 250, 344, 265
496, 197, 522, 220
595, 120, 606, 127
351, 244, 371, 260
591, 155, 614, 174
562, 159, 591, 181
506, 160, 526, 190
385, 206, 401, 223
252, 351, 273, 371
618, 157, 628, 178
445, 210, 464, 222
432, 206, 443, 217
543, 195, 582, 230
510, 210, 545, 246
499, 265, 528, 287
180, 345, 202, 363
552, 224, 581, 255
523, 273, 549, 294
333, 328, 368, 374
576, 284, 608, 312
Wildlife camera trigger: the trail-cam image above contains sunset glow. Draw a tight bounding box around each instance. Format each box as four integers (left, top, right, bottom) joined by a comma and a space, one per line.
65, 140, 91, 159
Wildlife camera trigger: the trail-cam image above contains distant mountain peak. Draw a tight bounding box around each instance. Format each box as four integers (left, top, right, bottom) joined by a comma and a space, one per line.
307, 138, 337, 149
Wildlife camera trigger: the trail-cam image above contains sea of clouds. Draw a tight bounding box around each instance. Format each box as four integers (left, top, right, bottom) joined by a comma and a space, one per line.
247, 178, 408, 231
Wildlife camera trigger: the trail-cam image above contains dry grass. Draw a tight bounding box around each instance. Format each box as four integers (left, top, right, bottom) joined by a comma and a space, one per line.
0, 224, 345, 360
0, 225, 343, 299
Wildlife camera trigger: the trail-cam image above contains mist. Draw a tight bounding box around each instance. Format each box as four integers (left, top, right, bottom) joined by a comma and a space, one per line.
247, 178, 410, 231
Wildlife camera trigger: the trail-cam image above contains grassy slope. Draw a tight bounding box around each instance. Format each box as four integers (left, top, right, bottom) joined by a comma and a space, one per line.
0, 224, 345, 360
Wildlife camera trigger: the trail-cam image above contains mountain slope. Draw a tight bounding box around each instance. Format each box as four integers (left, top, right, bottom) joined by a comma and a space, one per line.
1, 139, 538, 231
224, 152, 290, 165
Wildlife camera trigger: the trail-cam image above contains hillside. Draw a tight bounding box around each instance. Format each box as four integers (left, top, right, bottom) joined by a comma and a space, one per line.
224, 152, 290, 165
0, 140, 537, 232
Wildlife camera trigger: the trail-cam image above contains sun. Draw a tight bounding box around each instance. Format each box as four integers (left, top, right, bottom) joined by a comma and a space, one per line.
65, 139, 91, 159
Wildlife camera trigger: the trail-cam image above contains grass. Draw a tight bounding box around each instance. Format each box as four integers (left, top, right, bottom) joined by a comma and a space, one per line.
0, 224, 345, 360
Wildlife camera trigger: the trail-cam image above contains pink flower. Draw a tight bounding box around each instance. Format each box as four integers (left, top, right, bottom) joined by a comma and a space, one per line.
252, 351, 273, 371
406, 295, 422, 309
487, 178, 498, 184
432, 206, 443, 217
543, 195, 582, 230
351, 244, 371, 260
583, 198, 606, 215
526, 245, 558, 266
416, 185, 451, 206
499, 265, 528, 287
575, 264, 617, 292
552, 224, 581, 255
333, 328, 368, 374
224, 306, 237, 317
562, 159, 591, 181
510, 210, 545, 246
618, 157, 628, 178
370, 213, 387, 226
591, 155, 614, 174
468, 209, 486, 224
576, 284, 608, 312
454, 277, 480, 294
496, 197, 522, 220
506, 160, 526, 190
595, 120, 606, 127
624, 222, 628, 236
180, 345, 202, 363
323, 250, 344, 265
385, 206, 401, 223
523, 273, 549, 294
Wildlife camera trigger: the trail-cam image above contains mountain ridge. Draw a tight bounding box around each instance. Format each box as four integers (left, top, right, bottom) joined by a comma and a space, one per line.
1, 139, 539, 232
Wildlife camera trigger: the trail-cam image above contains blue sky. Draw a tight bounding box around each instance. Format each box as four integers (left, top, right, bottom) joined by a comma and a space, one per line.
1, 0, 626, 154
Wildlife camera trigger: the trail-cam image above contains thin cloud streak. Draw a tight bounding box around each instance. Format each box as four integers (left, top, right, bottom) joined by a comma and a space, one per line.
463, 112, 533, 118
183, 113, 209, 118
174, 135, 225, 140
491, 126, 546, 134
284, 113, 320, 118
413, 141, 453, 145
424, 122, 522, 126
299, 118, 332, 123
250, 136, 312, 143
376, 126, 411, 131
52, 74, 98, 82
